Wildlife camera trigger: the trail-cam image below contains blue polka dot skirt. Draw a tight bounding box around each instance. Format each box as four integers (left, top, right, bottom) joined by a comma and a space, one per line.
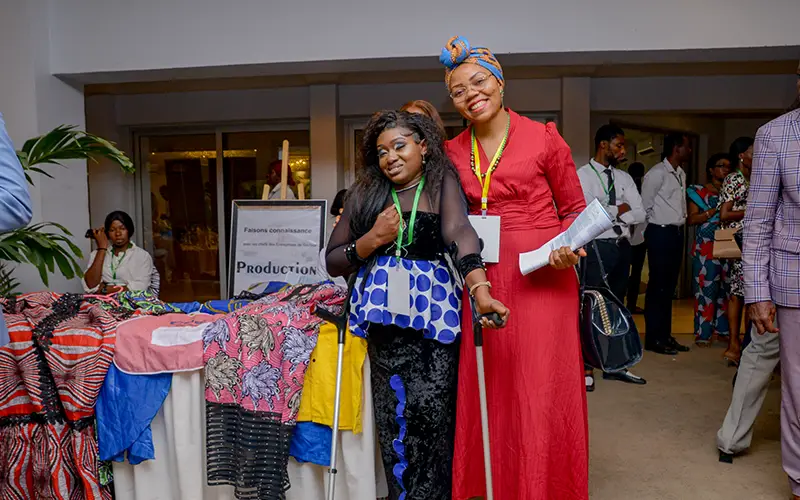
349, 255, 463, 344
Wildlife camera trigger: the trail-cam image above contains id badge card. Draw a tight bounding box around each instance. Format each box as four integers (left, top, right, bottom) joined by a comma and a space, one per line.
387, 261, 411, 316
469, 215, 501, 263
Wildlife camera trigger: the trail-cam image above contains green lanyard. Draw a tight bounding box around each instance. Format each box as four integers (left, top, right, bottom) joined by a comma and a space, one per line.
589, 162, 615, 199
110, 247, 128, 281
390, 175, 426, 260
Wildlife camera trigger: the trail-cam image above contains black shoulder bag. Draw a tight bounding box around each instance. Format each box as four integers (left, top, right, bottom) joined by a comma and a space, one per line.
579, 241, 643, 373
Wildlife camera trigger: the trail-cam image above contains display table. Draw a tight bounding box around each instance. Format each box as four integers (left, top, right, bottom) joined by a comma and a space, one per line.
113, 362, 388, 500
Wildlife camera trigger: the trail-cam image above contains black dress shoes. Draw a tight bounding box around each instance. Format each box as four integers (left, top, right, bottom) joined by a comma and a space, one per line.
645, 342, 678, 355
603, 370, 647, 385
668, 336, 690, 352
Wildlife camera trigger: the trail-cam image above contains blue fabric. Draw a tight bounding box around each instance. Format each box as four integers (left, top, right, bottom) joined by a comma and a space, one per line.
0, 114, 33, 346
170, 301, 203, 313
96, 364, 172, 464
349, 256, 462, 343
289, 421, 332, 466
390, 375, 408, 500
687, 186, 720, 222
168, 282, 289, 315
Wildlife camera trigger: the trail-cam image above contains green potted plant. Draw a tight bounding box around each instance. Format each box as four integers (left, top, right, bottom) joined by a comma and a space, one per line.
0, 125, 133, 295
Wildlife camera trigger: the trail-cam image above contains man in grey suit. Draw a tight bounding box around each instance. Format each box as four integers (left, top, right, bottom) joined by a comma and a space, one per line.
0, 113, 33, 348
739, 62, 800, 498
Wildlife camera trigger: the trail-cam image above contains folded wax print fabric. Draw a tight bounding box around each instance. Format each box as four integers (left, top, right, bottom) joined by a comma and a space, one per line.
203, 282, 346, 500
0, 292, 117, 500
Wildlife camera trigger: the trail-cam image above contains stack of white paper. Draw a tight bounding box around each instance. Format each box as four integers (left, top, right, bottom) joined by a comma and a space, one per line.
518, 199, 614, 276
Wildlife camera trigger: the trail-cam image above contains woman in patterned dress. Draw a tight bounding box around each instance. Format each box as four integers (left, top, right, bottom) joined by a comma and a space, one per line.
687, 153, 731, 346
326, 110, 508, 500
720, 137, 755, 364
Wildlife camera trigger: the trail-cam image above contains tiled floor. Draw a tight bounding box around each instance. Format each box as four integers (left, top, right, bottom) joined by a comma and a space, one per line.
589, 299, 787, 500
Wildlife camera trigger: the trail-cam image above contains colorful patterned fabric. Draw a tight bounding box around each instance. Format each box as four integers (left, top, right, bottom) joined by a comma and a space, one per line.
688, 185, 730, 342
743, 109, 800, 307
116, 290, 182, 314
721, 170, 750, 297
349, 255, 462, 344
0, 292, 117, 500
440, 35, 504, 86
203, 282, 347, 499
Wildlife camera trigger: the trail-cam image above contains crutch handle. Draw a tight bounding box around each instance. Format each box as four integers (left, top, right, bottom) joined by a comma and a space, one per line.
481, 312, 506, 327
312, 305, 348, 344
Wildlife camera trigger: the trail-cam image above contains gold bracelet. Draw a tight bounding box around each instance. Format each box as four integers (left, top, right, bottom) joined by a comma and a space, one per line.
469, 281, 491, 297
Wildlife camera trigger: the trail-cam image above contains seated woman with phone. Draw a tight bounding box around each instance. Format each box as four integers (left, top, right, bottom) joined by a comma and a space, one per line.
83, 210, 156, 295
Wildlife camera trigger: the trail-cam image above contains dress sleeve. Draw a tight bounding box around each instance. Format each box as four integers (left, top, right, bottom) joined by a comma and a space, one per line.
324, 197, 359, 278
719, 174, 737, 203
743, 126, 780, 305
82, 250, 101, 293
544, 123, 587, 231
439, 169, 483, 275
125, 250, 156, 292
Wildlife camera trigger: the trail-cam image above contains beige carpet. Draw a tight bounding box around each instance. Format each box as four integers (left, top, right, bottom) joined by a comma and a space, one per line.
588, 337, 787, 500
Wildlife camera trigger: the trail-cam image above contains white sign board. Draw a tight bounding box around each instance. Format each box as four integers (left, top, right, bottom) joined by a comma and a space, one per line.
228, 200, 327, 297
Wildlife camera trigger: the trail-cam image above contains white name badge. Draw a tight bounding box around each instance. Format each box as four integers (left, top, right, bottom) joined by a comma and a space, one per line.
469, 215, 501, 263
387, 263, 411, 316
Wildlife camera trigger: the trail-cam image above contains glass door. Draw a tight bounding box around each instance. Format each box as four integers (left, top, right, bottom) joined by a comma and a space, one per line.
138, 126, 311, 302
141, 134, 221, 303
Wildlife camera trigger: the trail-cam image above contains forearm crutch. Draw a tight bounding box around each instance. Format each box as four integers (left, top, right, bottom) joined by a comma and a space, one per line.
469, 296, 504, 500
312, 275, 356, 500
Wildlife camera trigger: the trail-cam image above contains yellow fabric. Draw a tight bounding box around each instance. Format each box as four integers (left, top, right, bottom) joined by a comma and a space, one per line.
297, 322, 366, 433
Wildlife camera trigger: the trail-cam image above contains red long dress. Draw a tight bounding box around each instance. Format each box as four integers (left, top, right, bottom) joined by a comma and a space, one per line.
447, 110, 589, 500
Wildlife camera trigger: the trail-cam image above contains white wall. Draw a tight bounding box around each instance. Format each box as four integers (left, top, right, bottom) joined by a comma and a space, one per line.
50, 0, 800, 76
0, 0, 89, 293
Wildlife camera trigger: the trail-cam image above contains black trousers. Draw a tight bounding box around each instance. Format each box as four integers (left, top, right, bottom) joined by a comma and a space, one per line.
584, 239, 632, 302
627, 242, 647, 310
644, 224, 684, 346
368, 325, 459, 500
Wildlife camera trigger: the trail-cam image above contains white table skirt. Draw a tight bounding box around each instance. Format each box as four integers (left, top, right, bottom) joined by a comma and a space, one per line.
113, 358, 387, 500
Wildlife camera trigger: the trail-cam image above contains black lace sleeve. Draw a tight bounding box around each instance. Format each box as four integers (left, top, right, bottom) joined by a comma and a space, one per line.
325, 197, 360, 278
439, 169, 484, 277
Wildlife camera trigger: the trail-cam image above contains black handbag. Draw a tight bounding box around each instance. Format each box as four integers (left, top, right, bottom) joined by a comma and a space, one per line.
579, 242, 643, 373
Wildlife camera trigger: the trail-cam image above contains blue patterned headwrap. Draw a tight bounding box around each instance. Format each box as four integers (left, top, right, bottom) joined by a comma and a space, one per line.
439, 36, 504, 87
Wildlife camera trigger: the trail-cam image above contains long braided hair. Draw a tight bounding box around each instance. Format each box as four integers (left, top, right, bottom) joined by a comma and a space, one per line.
347, 110, 457, 240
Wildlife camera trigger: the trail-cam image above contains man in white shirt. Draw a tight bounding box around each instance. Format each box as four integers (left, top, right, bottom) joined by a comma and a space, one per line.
578, 125, 647, 388
641, 133, 692, 355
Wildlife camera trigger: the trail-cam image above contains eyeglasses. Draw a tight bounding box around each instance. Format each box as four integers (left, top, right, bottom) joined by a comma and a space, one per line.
449, 74, 491, 102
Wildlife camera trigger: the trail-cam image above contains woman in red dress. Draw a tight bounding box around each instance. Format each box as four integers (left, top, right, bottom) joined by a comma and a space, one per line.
440, 36, 589, 500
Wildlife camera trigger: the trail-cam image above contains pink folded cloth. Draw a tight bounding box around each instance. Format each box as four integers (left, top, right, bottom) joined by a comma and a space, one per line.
114, 313, 222, 374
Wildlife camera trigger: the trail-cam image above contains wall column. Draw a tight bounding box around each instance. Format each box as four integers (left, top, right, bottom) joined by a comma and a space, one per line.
561, 77, 592, 167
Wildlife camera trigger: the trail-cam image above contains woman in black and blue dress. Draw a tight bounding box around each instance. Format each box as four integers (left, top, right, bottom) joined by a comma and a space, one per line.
326, 110, 508, 500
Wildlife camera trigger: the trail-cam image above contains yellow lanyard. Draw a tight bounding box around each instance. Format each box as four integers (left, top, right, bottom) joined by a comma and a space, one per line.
470, 115, 510, 216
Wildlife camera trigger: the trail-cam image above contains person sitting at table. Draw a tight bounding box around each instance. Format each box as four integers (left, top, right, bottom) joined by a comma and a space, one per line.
83, 210, 156, 295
